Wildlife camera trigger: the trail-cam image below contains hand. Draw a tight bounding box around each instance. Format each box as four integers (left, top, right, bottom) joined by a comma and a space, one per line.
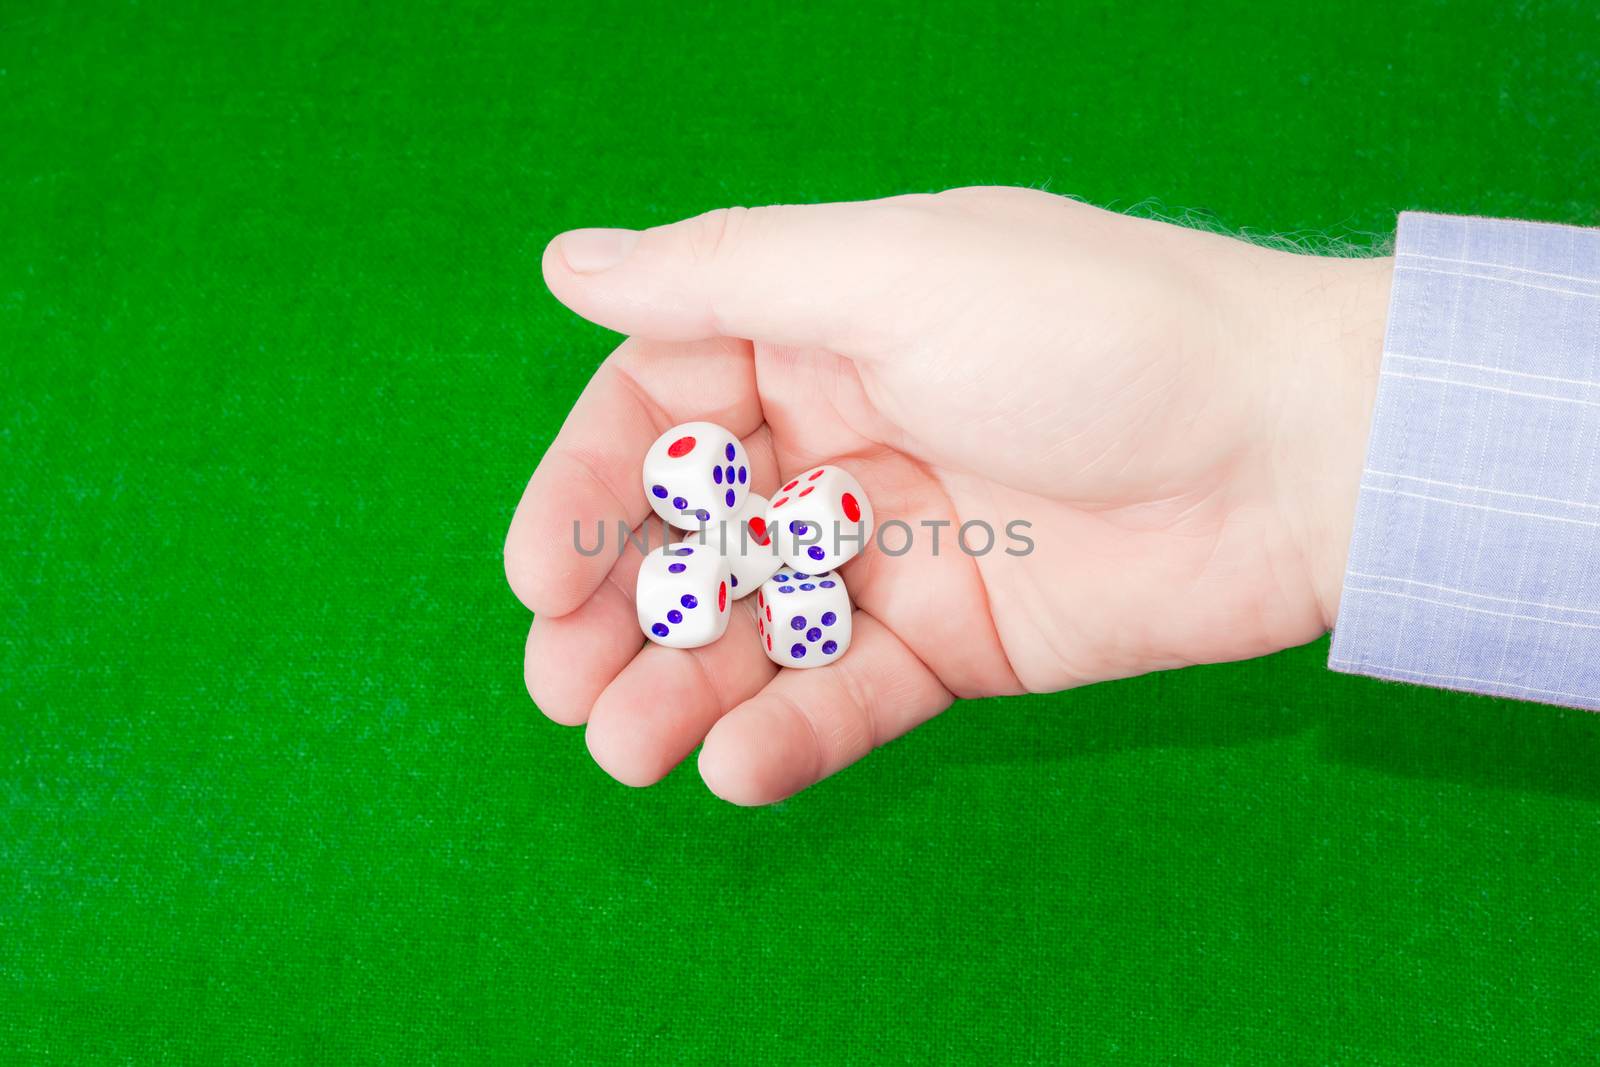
505, 187, 1392, 804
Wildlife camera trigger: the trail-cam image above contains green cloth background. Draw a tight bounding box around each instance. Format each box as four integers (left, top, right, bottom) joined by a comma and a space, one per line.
5, 1, 1600, 1062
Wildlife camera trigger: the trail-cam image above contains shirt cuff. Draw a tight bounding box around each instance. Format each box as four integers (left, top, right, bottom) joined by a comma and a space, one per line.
1329, 211, 1600, 710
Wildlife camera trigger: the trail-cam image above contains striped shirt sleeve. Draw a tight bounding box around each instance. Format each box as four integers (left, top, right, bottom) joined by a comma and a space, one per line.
1329, 211, 1600, 710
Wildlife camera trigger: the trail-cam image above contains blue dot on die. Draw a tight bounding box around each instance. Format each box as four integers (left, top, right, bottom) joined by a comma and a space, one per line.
696, 509, 709, 521
819, 580, 836, 588
737, 466, 747, 484
778, 585, 794, 593
672, 496, 687, 510
724, 489, 735, 508
807, 546, 825, 561
791, 643, 806, 658
821, 640, 838, 655
673, 546, 693, 555
791, 615, 807, 630
724, 465, 735, 483
725, 443, 736, 461
821, 611, 837, 626
793, 572, 810, 580
806, 627, 821, 642
799, 583, 815, 591
789, 520, 806, 535
681, 594, 698, 609
651, 484, 668, 499
667, 609, 683, 624
775, 574, 789, 583
713, 466, 723, 485
668, 563, 686, 573
651, 623, 669, 637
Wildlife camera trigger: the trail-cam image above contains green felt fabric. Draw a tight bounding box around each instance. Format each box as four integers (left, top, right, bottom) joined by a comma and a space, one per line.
5, 1, 1600, 1062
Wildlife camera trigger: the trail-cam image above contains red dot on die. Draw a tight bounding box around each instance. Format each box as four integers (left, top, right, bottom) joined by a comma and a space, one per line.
748, 516, 770, 545
772, 497, 788, 509
798, 487, 814, 498
718, 581, 727, 611
783, 479, 799, 492
767, 633, 773, 651
841, 492, 861, 522
667, 436, 696, 458
808, 469, 825, 481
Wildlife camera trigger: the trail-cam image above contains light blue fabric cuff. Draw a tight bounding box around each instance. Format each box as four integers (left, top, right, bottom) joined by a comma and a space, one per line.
1329, 211, 1600, 710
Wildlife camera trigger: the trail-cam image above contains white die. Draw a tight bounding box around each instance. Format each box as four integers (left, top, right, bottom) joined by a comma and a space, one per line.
642, 421, 752, 531
767, 464, 874, 572
636, 542, 732, 649
755, 568, 851, 668
681, 493, 782, 600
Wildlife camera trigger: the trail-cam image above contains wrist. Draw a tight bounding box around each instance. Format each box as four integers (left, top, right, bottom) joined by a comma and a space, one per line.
1272, 254, 1393, 632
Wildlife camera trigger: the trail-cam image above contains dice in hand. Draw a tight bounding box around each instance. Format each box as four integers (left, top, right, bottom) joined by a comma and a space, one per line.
642, 421, 751, 531
755, 567, 851, 668
768, 464, 873, 572
636, 542, 731, 649
681, 492, 782, 600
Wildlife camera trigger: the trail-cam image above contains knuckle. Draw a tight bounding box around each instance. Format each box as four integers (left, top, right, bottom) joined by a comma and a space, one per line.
933, 184, 1009, 203
682, 205, 752, 267
864, 195, 946, 240
934, 184, 1073, 217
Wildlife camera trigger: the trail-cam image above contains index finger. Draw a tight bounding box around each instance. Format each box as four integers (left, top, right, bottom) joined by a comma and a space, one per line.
504, 335, 767, 617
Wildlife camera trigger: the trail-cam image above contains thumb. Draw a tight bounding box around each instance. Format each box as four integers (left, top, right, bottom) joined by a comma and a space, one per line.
541, 195, 941, 353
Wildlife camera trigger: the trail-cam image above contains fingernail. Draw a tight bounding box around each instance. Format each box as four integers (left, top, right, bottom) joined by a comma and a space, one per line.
558, 228, 638, 273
